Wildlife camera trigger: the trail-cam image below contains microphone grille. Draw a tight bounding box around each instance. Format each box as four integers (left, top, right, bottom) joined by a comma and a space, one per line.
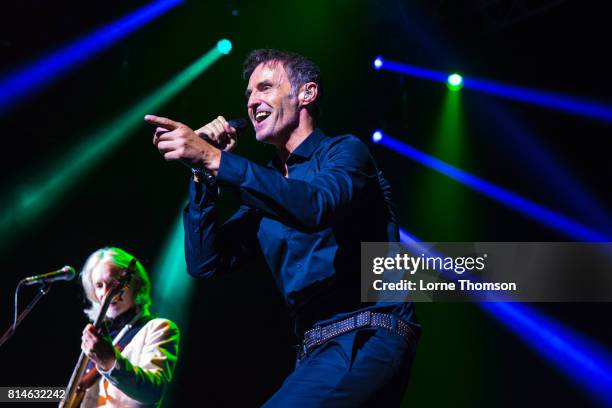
62, 265, 77, 281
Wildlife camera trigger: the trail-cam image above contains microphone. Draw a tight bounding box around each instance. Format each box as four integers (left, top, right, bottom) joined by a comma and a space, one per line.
20, 266, 76, 286
228, 118, 248, 133
198, 118, 248, 148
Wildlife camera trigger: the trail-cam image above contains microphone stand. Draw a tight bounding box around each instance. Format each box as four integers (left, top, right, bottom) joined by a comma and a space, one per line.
0, 282, 53, 348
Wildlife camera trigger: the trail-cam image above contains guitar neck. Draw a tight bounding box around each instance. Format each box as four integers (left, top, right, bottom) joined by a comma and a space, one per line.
60, 293, 115, 407
60, 351, 89, 408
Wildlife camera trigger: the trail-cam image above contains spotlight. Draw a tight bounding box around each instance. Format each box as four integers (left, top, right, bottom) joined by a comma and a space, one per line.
447, 73, 463, 91
372, 130, 383, 143
373, 57, 383, 70
217, 39, 232, 55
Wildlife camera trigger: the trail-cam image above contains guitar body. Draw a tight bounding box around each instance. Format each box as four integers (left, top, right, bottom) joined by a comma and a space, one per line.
59, 374, 86, 408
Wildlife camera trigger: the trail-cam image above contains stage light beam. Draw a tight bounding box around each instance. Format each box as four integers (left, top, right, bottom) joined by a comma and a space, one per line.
398, 228, 612, 407
150, 205, 194, 408
414, 89, 472, 239
374, 57, 612, 122
0, 0, 183, 112
151, 206, 194, 328
0, 40, 232, 250
376, 131, 610, 242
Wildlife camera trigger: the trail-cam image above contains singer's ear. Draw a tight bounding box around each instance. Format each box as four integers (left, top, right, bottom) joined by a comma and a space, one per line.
300, 82, 318, 106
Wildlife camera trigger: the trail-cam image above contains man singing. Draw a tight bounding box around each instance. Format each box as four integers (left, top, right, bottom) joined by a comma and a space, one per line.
146, 49, 419, 406
78, 247, 179, 407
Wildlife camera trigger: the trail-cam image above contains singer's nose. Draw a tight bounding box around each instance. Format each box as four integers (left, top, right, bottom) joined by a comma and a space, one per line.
247, 93, 260, 113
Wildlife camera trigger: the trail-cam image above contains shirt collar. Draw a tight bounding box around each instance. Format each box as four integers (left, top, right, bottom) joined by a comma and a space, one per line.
270, 128, 327, 170
290, 128, 327, 159
106, 307, 139, 335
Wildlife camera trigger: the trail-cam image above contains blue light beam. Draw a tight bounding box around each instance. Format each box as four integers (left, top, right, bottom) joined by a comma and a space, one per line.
0, 0, 183, 112
480, 301, 612, 407
373, 57, 612, 123
399, 227, 420, 243
375, 131, 611, 242
398, 228, 612, 407
473, 97, 612, 234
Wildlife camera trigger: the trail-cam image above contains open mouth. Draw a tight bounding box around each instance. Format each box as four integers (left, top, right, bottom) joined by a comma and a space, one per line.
255, 110, 271, 123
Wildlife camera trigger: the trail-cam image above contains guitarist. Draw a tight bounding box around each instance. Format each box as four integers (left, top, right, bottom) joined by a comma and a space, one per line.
77, 247, 179, 408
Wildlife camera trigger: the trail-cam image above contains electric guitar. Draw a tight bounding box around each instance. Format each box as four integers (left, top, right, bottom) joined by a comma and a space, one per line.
59, 259, 136, 408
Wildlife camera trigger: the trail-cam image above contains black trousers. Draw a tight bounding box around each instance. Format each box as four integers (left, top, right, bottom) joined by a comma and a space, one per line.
263, 327, 417, 407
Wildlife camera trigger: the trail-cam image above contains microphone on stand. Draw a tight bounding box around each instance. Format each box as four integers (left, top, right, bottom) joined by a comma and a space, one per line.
20, 266, 76, 286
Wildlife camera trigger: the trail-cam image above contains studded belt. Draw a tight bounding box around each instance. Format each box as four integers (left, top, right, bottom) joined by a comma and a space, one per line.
301, 310, 416, 355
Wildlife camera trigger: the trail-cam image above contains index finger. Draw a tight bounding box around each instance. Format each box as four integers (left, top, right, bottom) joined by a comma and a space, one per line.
144, 114, 181, 130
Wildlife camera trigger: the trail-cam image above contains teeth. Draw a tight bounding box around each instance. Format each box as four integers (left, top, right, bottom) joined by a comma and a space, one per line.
255, 111, 271, 122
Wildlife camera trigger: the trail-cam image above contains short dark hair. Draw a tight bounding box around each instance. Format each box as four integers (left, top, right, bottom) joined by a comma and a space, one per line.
243, 49, 322, 118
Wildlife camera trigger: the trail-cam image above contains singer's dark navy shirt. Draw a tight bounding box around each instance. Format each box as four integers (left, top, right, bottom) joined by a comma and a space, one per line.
183, 128, 416, 331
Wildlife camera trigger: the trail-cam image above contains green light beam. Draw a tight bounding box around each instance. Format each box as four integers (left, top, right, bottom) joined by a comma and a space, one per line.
149, 203, 194, 408
416, 89, 474, 239
0, 39, 232, 248
410, 92, 487, 407
150, 204, 193, 328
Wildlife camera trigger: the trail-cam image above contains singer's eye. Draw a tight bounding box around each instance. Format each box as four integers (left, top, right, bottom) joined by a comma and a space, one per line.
258, 81, 273, 92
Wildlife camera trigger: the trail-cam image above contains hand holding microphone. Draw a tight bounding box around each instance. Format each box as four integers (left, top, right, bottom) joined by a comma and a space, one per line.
195, 116, 246, 153
145, 114, 246, 176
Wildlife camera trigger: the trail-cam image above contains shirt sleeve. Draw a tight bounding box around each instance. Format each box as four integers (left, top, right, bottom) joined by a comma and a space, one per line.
183, 176, 260, 279
216, 136, 377, 231
377, 170, 400, 242
99, 319, 180, 405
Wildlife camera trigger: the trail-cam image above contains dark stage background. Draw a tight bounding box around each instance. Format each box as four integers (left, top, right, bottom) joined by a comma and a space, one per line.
1, 1, 611, 407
